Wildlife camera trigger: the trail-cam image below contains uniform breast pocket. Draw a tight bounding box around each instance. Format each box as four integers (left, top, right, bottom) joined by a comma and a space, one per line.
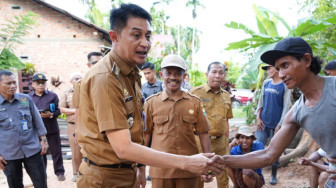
182, 115, 196, 133
153, 115, 169, 134
19, 109, 33, 129
0, 112, 12, 130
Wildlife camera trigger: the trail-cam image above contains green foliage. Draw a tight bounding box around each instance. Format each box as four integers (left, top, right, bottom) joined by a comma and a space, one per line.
243, 101, 256, 125
232, 107, 246, 119
300, 0, 336, 61
0, 11, 38, 70
225, 61, 242, 86
188, 66, 207, 87
85, 1, 110, 30
0, 48, 24, 70
0, 11, 39, 52
23, 62, 36, 75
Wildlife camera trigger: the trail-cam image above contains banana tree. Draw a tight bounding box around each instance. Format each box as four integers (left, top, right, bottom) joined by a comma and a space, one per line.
226, 5, 336, 90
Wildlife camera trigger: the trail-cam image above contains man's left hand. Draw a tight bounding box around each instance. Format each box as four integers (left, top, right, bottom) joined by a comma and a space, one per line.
0, 155, 7, 170
40, 140, 49, 155
136, 166, 146, 188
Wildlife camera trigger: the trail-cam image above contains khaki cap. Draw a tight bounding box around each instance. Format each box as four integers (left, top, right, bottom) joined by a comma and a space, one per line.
161, 54, 187, 71
235, 126, 256, 140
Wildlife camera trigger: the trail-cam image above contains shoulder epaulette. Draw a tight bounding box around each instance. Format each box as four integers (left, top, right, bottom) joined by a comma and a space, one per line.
187, 92, 202, 101
145, 92, 161, 102
111, 61, 120, 81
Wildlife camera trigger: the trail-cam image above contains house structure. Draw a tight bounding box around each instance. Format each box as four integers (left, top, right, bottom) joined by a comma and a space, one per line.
0, 0, 111, 95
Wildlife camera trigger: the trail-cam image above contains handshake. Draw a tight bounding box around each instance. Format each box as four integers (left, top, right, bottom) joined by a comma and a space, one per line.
185, 153, 226, 183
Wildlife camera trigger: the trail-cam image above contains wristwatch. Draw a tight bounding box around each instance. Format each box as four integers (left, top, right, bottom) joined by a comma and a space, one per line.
41, 137, 47, 142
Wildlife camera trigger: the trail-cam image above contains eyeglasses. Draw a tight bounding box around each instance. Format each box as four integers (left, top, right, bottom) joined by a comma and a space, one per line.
89, 61, 98, 65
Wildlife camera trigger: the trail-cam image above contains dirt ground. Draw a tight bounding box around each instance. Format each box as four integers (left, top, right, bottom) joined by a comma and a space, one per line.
0, 158, 310, 188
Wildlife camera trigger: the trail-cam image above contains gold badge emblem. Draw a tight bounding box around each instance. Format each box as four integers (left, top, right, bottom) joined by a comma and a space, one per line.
189, 109, 194, 114
123, 89, 129, 96
38, 75, 43, 79
20, 97, 27, 102
128, 117, 134, 128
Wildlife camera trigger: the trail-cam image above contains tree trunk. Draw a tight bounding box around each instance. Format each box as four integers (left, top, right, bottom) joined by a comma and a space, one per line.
279, 130, 314, 167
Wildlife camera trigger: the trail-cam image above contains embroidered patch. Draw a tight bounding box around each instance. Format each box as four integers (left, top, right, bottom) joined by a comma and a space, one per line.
201, 99, 210, 102
189, 109, 194, 114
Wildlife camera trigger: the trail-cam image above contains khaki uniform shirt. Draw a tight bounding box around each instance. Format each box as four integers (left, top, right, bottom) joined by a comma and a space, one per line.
72, 80, 81, 108
59, 88, 75, 123
77, 51, 144, 165
144, 91, 210, 178
190, 83, 233, 137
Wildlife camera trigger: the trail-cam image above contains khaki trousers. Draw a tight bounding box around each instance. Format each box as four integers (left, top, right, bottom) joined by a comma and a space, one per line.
152, 177, 198, 188
196, 135, 229, 188
67, 123, 82, 174
77, 161, 137, 188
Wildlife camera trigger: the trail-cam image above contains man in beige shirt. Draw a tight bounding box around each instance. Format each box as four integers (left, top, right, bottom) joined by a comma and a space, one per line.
144, 54, 211, 188
76, 3, 223, 188
59, 72, 83, 182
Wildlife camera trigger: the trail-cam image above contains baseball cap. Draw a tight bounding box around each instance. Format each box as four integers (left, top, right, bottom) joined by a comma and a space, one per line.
261, 37, 313, 66
235, 126, 256, 140
324, 60, 336, 71
161, 54, 187, 71
261, 64, 272, 70
32, 73, 48, 81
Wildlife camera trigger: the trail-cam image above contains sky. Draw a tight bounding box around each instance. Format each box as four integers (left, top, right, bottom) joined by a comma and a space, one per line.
45, 0, 309, 70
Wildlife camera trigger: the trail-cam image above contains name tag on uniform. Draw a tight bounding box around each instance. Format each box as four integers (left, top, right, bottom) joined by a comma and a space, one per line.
201, 99, 210, 102
0, 108, 5, 111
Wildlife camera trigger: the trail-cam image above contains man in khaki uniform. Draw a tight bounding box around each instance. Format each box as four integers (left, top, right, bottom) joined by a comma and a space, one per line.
144, 54, 211, 188
59, 72, 83, 182
76, 4, 223, 188
190, 62, 233, 188
72, 51, 103, 109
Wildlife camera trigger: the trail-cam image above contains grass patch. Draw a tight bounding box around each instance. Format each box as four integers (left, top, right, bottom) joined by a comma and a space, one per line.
232, 107, 246, 118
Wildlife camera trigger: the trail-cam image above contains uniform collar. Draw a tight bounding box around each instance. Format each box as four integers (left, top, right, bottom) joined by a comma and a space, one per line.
160, 90, 190, 101
32, 89, 49, 96
204, 83, 223, 94
0, 93, 19, 104
147, 79, 161, 87
110, 51, 140, 76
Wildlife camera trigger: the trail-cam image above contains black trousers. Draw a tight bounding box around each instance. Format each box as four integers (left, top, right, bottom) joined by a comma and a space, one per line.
4, 152, 47, 188
43, 132, 65, 175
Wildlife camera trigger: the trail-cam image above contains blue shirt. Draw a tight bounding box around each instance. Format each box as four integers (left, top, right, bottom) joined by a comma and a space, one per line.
230, 141, 264, 175
261, 80, 285, 129
28, 90, 61, 134
142, 79, 163, 99
0, 93, 47, 160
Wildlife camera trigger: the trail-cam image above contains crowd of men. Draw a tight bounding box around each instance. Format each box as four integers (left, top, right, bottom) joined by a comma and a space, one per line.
1, 3, 336, 188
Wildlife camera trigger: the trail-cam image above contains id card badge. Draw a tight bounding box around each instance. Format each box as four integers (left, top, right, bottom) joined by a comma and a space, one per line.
20, 112, 28, 131
22, 120, 28, 130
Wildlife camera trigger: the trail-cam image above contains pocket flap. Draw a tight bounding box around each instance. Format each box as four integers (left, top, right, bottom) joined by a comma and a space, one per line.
153, 116, 169, 124
182, 115, 196, 124
0, 112, 9, 121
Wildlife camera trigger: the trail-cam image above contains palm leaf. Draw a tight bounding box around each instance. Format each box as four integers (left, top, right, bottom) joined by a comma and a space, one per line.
225, 21, 256, 36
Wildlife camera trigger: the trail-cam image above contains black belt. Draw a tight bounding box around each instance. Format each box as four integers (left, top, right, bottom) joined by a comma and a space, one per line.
68, 122, 75, 125
83, 157, 135, 169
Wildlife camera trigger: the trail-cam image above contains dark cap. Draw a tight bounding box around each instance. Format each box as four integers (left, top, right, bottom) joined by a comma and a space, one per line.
260, 37, 313, 66
261, 64, 271, 70
325, 60, 336, 70
140, 62, 155, 70
32, 73, 48, 81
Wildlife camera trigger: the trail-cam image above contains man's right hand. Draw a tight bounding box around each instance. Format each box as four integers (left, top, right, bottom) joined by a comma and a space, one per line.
40, 140, 49, 155
256, 117, 264, 131
184, 153, 224, 176
0, 155, 7, 170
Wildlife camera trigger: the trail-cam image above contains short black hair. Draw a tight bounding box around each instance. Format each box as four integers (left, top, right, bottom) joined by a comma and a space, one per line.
207, 62, 226, 73
110, 3, 152, 32
293, 54, 323, 75
140, 62, 155, 70
0, 70, 14, 81
87, 52, 103, 61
